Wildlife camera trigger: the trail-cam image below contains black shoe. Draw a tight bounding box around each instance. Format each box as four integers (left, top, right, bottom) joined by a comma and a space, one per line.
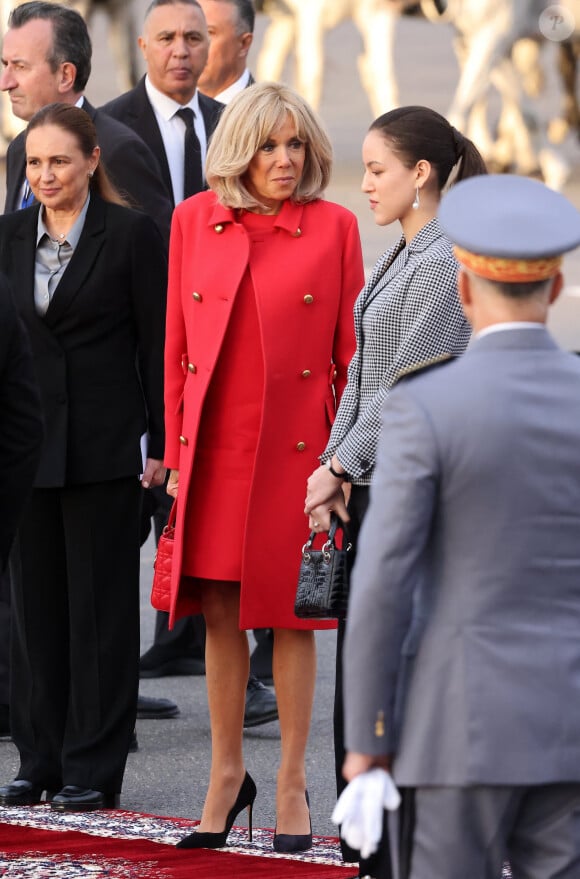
0, 779, 47, 806
250, 629, 274, 685
137, 694, 180, 719
176, 771, 256, 848
139, 645, 205, 678
243, 674, 278, 728
273, 790, 312, 853
0, 703, 10, 740
51, 786, 119, 812
128, 729, 139, 752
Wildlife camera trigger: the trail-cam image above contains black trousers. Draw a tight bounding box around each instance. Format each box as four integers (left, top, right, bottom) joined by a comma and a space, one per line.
334, 485, 393, 879
9, 478, 141, 794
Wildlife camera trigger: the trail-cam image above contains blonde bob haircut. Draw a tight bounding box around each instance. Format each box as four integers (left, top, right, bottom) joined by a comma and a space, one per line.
206, 81, 333, 211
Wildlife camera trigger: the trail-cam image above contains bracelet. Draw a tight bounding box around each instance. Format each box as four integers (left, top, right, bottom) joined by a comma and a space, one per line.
326, 458, 347, 480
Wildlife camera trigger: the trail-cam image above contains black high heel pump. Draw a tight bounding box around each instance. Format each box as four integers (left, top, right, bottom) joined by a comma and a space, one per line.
176, 772, 257, 849
273, 790, 313, 853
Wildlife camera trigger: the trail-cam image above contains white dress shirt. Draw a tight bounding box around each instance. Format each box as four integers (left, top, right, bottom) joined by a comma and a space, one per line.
144, 76, 208, 205
212, 68, 251, 105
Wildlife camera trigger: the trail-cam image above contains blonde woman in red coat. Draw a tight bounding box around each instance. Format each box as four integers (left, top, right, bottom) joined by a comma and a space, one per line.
164, 82, 364, 852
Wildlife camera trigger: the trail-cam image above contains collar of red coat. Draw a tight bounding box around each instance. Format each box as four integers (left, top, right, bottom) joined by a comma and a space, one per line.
208, 194, 307, 237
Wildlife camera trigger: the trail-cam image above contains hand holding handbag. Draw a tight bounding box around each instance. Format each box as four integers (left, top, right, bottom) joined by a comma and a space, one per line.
150, 500, 176, 613
294, 513, 352, 620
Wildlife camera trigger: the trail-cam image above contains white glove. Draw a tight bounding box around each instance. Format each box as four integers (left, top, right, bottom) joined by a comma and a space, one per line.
331, 767, 401, 859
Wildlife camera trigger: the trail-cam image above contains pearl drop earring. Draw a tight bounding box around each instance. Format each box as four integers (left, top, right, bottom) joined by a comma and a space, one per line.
412, 187, 420, 210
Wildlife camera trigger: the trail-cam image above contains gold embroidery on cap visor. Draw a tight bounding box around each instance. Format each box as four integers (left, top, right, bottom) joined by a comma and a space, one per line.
454, 245, 562, 283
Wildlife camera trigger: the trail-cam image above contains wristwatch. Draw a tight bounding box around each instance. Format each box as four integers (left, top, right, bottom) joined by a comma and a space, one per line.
326, 458, 348, 481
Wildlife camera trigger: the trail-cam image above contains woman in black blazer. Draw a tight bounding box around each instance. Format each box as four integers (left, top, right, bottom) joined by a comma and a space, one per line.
0, 103, 167, 811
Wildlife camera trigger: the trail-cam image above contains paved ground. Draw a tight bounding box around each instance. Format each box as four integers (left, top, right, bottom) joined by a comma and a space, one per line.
1, 1, 580, 842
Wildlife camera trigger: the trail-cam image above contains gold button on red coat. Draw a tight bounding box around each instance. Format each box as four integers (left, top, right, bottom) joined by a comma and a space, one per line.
304, 294, 313, 304
301, 369, 311, 378
179, 435, 188, 446
296, 442, 306, 451
214, 224, 224, 234
188, 363, 197, 373
292, 227, 302, 237
192, 292, 202, 302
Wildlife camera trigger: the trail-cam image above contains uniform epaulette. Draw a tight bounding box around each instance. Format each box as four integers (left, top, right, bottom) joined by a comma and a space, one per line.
394, 353, 455, 385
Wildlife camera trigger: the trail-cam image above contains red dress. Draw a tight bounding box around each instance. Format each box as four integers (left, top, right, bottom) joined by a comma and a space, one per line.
182, 212, 269, 582
164, 193, 364, 630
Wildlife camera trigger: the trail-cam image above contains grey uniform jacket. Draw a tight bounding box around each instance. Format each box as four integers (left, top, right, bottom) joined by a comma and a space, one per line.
344, 327, 580, 786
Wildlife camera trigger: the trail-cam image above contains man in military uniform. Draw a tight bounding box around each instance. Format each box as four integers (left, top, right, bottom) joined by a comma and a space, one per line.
342, 174, 580, 877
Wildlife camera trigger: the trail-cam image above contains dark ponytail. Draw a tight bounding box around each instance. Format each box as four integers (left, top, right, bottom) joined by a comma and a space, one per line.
450, 125, 488, 182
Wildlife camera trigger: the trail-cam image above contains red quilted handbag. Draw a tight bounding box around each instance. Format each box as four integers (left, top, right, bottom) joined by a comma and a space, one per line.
150, 501, 176, 612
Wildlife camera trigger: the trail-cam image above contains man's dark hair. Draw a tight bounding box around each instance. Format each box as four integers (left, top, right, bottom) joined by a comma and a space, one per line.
8, 1, 92, 92
145, 0, 254, 33
485, 277, 553, 300
231, 0, 255, 34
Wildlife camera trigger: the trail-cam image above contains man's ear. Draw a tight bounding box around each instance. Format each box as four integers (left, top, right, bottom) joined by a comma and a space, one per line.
138, 35, 148, 61
548, 270, 564, 306
239, 32, 253, 58
58, 61, 77, 94
457, 267, 471, 312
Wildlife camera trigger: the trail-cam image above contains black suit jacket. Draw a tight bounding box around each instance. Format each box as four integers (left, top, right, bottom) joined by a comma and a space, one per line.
4, 98, 173, 247
0, 195, 167, 488
0, 277, 43, 569
100, 78, 224, 206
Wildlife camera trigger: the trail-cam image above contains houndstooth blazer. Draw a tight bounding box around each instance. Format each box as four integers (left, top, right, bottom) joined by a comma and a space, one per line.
323, 218, 471, 484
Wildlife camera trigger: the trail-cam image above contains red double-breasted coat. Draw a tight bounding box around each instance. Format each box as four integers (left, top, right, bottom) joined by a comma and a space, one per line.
164, 190, 364, 629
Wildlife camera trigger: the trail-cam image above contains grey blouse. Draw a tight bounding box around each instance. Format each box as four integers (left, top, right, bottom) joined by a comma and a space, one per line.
34, 195, 90, 316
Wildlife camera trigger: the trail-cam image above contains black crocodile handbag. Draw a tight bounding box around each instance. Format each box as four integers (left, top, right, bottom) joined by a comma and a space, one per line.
294, 514, 352, 620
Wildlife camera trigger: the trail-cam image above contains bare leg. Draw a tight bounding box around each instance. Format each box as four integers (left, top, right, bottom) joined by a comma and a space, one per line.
197, 580, 249, 832
273, 627, 316, 835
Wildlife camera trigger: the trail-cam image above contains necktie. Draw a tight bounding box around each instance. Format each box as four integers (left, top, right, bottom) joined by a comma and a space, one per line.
175, 107, 203, 199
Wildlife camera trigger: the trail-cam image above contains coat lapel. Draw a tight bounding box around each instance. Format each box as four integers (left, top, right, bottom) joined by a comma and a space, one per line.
127, 80, 173, 200
362, 237, 408, 311
362, 218, 449, 312
8, 207, 65, 348
43, 196, 107, 328
199, 92, 224, 140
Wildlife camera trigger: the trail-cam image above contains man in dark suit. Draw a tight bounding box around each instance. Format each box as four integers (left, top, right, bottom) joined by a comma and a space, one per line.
0, 0, 176, 725
197, 0, 255, 104
342, 175, 580, 875
101, 0, 223, 209
0, 278, 44, 739
0, 2, 173, 246
101, 0, 277, 727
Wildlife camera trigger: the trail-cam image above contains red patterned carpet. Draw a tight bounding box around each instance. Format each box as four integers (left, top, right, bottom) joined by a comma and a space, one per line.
0, 805, 354, 878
